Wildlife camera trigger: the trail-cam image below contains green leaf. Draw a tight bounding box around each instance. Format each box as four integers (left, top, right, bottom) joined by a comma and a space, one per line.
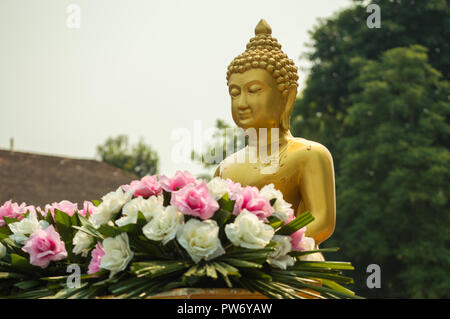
77, 213, 93, 228
111, 278, 156, 298
48, 282, 90, 299
289, 247, 340, 257
40, 273, 98, 282
205, 263, 218, 279
163, 190, 171, 206
183, 264, 200, 279
72, 226, 102, 240
293, 261, 355, 271
23, 210, 31, 219
98, 224, 121, 238
320, 279, 356, 296
224, 246, 274, 263
3, 217, 19, 226
277, 270, 354, 285
54, 209, 75, 257
218, 194, 236, 213
54, 209, 71, 229
239, 278, 295, 299
268, 216, 284, 229
0, 238, 27, 258
215, 262, 240, 275
3, 288, 53, 299
210, 262, 238, 288
276, 211, 314, 236
211, 209, 231, 229
44, 210, 54, 224
279, 275, 361, 299
0, 226, 12, 238
131, 236, 166, 259
11, 254, 33, 269
117, 211, 147, 234
240, 268, 272, 281
219, 258, 263, 268
70, 213, 80, 228
14, 280, 42, 290
73, 212, 103, 239
131, 260, 189, 279
91, 200, 102, 207
0, 272, 25, 279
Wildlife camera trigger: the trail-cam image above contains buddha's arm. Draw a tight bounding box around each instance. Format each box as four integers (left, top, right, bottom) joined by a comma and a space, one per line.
297, 145, 336, 245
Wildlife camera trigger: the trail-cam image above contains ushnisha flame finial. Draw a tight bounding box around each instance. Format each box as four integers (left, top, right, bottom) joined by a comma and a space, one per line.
254, 19, 272, 35
226, 19, 299, 98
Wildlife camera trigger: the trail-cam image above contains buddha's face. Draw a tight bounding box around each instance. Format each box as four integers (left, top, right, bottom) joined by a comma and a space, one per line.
228, 69, 285, 130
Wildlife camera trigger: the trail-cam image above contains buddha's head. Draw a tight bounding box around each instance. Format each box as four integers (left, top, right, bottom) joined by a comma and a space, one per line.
227, 19, 299, 132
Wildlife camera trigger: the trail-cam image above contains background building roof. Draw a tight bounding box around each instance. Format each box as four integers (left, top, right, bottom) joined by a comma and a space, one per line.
0, 149, 137, 208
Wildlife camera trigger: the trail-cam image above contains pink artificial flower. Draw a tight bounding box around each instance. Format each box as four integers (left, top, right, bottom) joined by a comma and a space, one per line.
126, 175, 162, 198
44, 200, 78, 217
22, 225, 68, 268
159, 171, 198, 192
283, 215, 308, 252
0, 200, 27, 227
79, 201, 97, 217
24, 205, 37, 216
226, 179, 243, 196
170, 181, 219, 220
231, 186, 274, 221
88, 242, 106, 275
290, 226, 307, 251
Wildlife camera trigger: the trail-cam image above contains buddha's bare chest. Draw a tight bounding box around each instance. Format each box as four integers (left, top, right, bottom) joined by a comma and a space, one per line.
219, 160, 299, 190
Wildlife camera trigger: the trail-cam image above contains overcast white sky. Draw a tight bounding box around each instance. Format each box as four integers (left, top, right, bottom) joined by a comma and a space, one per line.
0, 0, 352, 177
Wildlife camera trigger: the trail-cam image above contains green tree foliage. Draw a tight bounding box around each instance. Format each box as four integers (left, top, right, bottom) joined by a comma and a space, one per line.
191, 119, 246, 169
329, 46, 450, 298
292, 0, 449, 165
291, 0, 450, 298
97, 135, 159, 178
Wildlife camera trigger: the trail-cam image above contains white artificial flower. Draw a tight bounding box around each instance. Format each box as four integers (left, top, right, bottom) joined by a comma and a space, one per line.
176, 219, 225, 263
0, 242, 6, 259
8, 212, 49, 245
90, 187, 133, 227
260, 184, 294, 222
142, 206, 184, 244
115, 196, 164, 227
299, 236, 315, 250
268, 235, 295, 270
298, 237, 323, 261
72, 230, 94, 257
100, 233, 134, 278
224, 210, 275, 249
207, 177, 230, 200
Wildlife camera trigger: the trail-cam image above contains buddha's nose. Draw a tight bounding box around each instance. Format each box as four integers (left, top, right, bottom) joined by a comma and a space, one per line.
237, 94, 249, 110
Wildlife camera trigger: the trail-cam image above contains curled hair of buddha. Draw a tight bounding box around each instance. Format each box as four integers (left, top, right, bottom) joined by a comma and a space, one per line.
226, 19, 299, 98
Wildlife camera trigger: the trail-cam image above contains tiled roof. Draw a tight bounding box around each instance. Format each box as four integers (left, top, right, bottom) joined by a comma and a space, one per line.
0, 149, 137, 208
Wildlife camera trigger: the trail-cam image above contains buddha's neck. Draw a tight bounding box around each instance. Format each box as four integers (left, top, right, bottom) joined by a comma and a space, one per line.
247, 128, 293, 157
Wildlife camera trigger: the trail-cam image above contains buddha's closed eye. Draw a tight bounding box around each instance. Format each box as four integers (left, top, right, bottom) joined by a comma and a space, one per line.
248, 85, 262, 93
230, 88, 240, 97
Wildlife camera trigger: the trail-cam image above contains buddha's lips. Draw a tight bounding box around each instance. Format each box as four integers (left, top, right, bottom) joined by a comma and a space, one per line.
239, 111, 252, 119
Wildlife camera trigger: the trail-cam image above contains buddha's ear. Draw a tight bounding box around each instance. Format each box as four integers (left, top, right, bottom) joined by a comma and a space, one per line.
280, 87, 297, 131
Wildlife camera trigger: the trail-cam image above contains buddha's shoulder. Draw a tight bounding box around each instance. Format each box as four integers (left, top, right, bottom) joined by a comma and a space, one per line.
286, 137, 333, 164
214, 147, 248, 177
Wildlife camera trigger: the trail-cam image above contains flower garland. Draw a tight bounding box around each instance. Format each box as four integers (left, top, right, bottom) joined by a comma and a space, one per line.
0, 172, 360, 299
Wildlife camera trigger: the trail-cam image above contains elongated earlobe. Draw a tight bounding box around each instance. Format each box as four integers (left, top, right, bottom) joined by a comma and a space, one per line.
280, 87, 297, 131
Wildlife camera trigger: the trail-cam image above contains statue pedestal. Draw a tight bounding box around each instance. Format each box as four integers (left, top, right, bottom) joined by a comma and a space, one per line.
97, 282, 321, 299
147, 288, 317, 299
148, 280, 321, 299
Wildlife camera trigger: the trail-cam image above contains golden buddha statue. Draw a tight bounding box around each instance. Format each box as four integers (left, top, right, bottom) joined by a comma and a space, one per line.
214, 19, 336, 248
